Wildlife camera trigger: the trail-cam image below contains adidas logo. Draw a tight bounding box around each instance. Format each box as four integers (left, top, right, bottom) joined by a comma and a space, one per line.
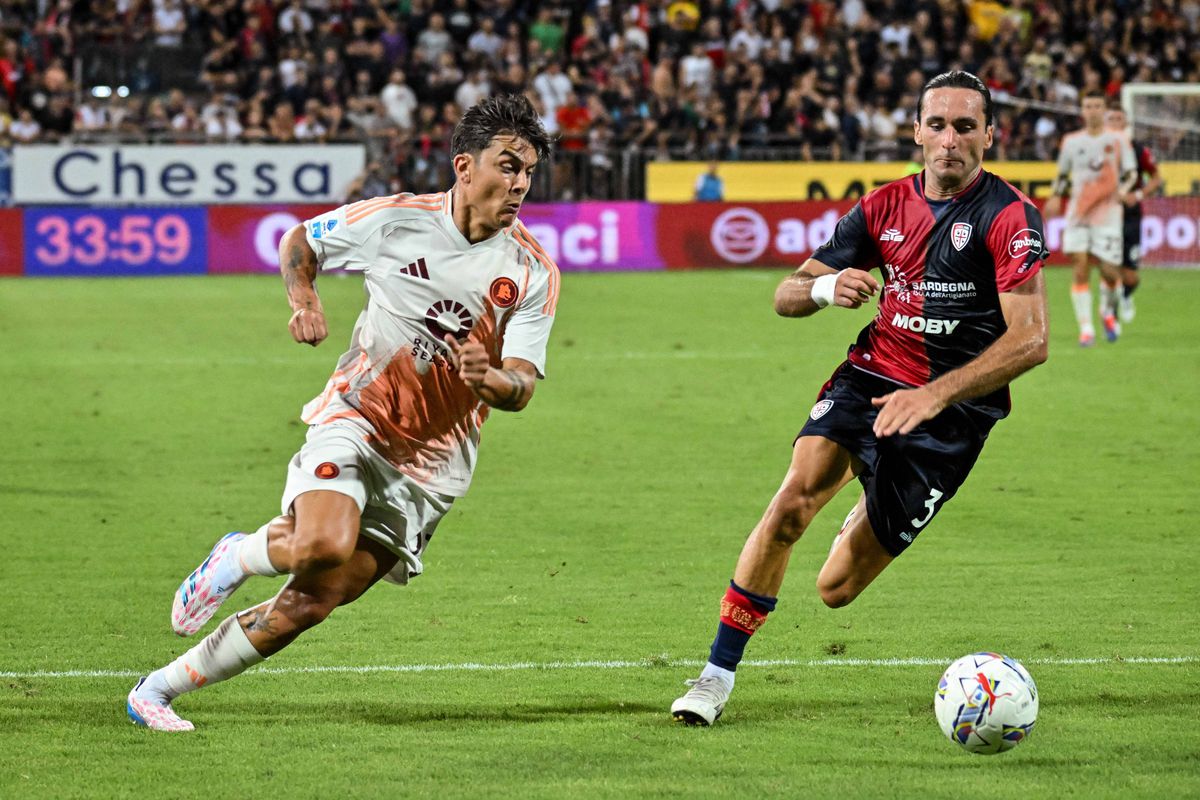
400, 257, 430, 279
880, 228, 905, 242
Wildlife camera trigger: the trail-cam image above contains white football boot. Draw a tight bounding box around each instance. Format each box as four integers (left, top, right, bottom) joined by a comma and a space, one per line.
171, 532, 247, 636
671, 676, 733, 726
126, 678, 194, 732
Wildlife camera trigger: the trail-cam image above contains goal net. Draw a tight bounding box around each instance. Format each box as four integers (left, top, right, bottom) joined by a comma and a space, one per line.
1122, 83, 1200, 269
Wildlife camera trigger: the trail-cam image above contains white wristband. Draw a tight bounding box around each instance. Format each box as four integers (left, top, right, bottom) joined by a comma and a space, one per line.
811, 273, 838, 308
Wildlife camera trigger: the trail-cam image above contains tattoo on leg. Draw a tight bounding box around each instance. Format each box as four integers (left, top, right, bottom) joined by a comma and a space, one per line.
240, 608, 280, 635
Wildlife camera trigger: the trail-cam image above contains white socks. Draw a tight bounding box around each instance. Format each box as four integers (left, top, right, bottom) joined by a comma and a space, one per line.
700, 661, 736, 688
238, 524, 282, 577
1099, 282, 1120, 317
138, 616, 265, 703
1071, 285, 1094, 334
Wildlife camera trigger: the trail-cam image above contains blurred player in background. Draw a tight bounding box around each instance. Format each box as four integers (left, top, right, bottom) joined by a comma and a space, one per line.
127, 95, 559, 731
1044, 91, 1137, 346
1105, 106, 1163, 323
670, 71, 1049, 726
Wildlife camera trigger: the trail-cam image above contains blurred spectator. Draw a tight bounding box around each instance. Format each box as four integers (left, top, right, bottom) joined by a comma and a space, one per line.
381, 69, 418, 131
278, 1, 314, 42
467, 17, 504, 64
11, 107, 39, 142
153, 0, 187, 48
529, 8, 565, 58
455, 70, 490, 114
694, 160, 724, 200
416, 13, 452, 66
532, 60, 571, 132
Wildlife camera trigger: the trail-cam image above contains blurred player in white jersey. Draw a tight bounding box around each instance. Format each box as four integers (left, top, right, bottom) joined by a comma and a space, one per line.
1045, 90, 1137, 346
127, 95, 559, 731
1105, 106, 1162, 323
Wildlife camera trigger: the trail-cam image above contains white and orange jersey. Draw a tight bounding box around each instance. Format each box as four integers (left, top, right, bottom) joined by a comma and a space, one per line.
300, 190, 560, 497
1055, 129, 1136, 226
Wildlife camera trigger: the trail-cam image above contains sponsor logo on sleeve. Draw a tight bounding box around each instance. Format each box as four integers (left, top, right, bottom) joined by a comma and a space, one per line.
310, 219, 338, 239
1008, 228, 1044, 269
314, 462, 340, 479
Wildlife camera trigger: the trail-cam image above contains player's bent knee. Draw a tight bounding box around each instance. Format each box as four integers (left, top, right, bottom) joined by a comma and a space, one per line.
816, 576, 859, 609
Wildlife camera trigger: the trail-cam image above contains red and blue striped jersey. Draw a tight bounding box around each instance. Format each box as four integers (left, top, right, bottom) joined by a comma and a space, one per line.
810, 169, 1046, 419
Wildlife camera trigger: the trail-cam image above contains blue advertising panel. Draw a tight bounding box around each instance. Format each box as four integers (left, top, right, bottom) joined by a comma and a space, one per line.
24, 207, 207, 276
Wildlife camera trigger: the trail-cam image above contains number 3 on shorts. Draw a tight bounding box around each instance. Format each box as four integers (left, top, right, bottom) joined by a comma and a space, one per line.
910, 488, 944, 529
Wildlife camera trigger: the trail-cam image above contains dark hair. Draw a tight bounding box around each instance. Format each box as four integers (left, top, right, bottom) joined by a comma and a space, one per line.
1082, 89, 1107, 101
916, 70, 993, 126
451, 94, 552, 163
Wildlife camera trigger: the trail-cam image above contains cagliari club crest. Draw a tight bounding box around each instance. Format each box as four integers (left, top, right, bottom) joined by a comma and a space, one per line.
950, 222, 973, 251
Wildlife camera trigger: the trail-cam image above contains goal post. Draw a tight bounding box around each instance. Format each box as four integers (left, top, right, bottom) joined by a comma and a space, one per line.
1121, 82, 1200, 269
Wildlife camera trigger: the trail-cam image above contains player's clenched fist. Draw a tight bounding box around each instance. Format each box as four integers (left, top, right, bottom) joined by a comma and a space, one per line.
834, 269, 880, 309
444, 335, 490, 387
289, 307, 328, 346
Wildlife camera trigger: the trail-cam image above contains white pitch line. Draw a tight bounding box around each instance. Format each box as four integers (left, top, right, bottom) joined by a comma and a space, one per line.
1, 655, 1195, 680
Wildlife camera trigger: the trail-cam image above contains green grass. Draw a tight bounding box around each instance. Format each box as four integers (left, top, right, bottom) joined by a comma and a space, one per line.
1, 269, 1197, 798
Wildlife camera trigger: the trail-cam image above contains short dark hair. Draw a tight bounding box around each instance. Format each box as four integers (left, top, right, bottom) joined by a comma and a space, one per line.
451, 94, 552, 164
916, 70, 993, 126
1082, 89, 1107, 102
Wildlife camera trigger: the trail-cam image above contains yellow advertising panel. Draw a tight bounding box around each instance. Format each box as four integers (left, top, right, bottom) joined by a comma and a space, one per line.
648, 161, 1200, 203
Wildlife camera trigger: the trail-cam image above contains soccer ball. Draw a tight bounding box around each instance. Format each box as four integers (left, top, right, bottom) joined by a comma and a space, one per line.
934, 652, 1038, 755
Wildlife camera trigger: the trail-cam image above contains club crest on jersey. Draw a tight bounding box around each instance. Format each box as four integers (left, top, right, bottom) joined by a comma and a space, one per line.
489, 277, 518, 308
950, 222, 973, 251
810, 399, 834, 420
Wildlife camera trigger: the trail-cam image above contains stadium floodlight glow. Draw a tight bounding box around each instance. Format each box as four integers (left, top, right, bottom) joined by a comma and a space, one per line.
92, 86, 113, 98
117, 86, 131, 98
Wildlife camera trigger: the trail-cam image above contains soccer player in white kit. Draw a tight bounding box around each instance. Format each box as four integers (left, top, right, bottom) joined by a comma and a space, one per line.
1045, 90, 1136, 347
127, 95, 558, 731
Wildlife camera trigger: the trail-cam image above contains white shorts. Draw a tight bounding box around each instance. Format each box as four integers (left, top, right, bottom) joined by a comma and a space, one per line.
281, 421, 455, 585
1062, 222, 1122, 265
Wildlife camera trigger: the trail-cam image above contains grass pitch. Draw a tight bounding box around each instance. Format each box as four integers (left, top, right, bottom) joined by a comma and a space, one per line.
1, 268, 1197, 798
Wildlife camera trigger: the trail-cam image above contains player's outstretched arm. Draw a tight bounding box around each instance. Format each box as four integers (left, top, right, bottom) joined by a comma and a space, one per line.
443, 335, 537, 412
279, 224, 328, 347
871, 271, 1049, 437
774, 258, 879, 317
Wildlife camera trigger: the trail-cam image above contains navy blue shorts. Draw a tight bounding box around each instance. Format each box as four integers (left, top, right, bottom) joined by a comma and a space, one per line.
1122, 209, 1141, 270
798, 363, 995, 556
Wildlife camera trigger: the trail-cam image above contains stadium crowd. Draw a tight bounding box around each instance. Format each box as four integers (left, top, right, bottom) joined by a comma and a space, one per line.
0, 0, 1196, 197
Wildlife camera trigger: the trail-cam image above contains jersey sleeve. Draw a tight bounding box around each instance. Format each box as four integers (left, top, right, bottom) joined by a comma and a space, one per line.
1119, 135, 1138, 177
986, 199, 1046, 292
501, 259, 559, 378
809, 202, 882, 271
1054, 136, 1072, 189
303, 205, 374, 272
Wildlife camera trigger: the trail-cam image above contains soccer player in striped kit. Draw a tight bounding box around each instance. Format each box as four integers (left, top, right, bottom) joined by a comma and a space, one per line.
672, 72, 1050, 726
128, 95, 559, 731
